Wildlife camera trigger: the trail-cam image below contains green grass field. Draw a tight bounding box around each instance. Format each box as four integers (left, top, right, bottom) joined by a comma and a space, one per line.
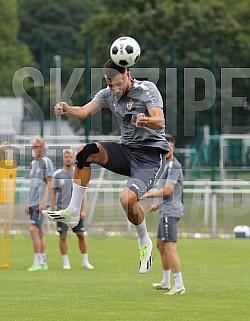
0, 234, 250, 321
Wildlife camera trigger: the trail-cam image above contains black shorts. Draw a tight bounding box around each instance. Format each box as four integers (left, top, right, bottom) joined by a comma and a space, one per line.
29, 206, 43, 228
100, 142, 165, 198
57, 219, 85, 234
157, 216, 180, 242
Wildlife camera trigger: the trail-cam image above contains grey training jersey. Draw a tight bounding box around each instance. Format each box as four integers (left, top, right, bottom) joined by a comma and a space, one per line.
29, 156, 54, 207
158, 157, 184, 218
52, 168, 73, 209
92, 79, 169, 153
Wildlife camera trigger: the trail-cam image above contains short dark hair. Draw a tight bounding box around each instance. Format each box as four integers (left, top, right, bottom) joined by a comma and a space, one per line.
103, 59, 126, 79
165, 134, 175, 143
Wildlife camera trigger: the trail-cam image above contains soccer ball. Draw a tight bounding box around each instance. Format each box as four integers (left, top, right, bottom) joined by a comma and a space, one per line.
110, 36, 141, 67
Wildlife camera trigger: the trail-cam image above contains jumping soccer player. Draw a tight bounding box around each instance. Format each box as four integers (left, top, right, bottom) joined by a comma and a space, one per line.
43, 59, 169, 274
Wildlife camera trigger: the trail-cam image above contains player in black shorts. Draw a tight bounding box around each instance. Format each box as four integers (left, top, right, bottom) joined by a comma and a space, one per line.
43, 59, 170, 274
141, 135, 186, 294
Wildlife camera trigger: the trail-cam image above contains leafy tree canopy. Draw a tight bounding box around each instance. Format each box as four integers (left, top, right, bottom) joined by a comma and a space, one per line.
16, 0, 250, 139
0, 0, 33, 96
18, 0, 104, 69
80, 0, 250, 141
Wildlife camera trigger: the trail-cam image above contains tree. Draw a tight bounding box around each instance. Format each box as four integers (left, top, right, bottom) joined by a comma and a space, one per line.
0, 0, 33, 96
81, 0, 249, 142
18, 0, 104, 114
17, 0, 250, 139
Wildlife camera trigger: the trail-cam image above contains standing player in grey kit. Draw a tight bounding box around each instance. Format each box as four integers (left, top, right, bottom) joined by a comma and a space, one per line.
43, 59, 170, 274
51, 149, 94, 270
26, 135, 54, 272
141, 135, 186, 294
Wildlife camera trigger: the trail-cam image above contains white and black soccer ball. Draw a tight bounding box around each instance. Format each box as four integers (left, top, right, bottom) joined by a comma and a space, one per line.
110, 36, 141, 68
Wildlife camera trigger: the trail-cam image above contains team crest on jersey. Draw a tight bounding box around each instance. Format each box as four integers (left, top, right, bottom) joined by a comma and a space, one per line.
126, 99, 134, 111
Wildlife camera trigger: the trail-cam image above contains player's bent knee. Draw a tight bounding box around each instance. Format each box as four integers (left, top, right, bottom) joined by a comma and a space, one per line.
75, 143, 99, 169
120, 189, 138, 211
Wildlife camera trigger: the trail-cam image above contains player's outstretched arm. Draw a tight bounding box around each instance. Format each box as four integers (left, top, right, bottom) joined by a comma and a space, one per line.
54, 101, 101, 120
140, 182, 175, 200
